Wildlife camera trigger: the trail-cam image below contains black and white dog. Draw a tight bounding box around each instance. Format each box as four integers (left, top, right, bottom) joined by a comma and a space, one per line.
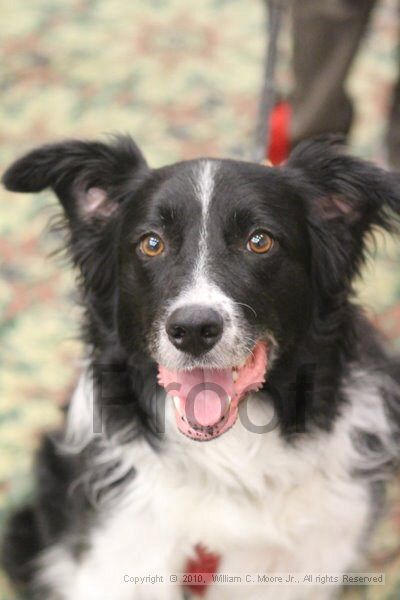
2, 136, 400, 599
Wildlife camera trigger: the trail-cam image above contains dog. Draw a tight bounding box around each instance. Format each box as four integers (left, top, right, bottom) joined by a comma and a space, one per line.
2, 136, 400, 599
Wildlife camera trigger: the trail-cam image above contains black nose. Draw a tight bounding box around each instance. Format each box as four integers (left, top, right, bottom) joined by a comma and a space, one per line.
166, 305, 224, 356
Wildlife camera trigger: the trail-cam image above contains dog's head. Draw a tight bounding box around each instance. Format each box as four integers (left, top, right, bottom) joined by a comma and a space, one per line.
4, 136, 400, 440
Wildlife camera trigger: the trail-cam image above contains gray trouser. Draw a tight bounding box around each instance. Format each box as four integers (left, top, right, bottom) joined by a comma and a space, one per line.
291, 0, 400, 168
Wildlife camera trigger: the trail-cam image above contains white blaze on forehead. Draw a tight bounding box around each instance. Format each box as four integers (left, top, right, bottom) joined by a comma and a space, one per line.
194, 159, 217, 214
192, 160, 218, 281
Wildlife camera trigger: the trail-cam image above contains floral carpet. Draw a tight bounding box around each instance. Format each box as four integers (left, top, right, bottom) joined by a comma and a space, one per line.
1, 0, 400, 598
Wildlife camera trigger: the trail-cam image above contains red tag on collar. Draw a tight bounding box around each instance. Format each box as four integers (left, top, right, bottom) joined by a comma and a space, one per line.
184, 544, 220, 596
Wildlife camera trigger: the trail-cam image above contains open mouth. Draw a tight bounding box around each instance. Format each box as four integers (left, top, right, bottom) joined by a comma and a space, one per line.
158, 342, 268, 441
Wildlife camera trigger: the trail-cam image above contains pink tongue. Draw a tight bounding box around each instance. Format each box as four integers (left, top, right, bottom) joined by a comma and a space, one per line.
175, 368, 234, 427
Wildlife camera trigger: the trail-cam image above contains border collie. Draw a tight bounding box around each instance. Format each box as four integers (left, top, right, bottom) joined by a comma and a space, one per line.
2, 136, 400, 599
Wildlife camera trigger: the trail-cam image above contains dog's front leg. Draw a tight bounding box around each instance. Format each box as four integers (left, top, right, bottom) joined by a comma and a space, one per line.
67, 547, 186, 600
38, 525, 186, 600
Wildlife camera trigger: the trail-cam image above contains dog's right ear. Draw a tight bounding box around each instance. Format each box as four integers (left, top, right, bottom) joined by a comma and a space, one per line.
2, 135, 148, 222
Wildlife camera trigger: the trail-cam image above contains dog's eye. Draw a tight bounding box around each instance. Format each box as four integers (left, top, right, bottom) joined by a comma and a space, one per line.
140, 233, 165, 257
247, 230, 274, 254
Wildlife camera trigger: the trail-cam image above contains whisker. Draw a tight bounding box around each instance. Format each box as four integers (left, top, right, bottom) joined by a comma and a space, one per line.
234, 301, 258, 319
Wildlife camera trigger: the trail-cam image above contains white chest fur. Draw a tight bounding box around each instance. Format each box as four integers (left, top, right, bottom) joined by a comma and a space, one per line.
38, 370, 395, 600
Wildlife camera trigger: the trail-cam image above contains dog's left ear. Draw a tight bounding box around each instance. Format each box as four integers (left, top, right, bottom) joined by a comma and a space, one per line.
2, 135, 148, 223
286, 138, 400, 301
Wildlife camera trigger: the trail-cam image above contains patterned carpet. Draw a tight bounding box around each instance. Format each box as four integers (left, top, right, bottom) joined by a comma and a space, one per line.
1, 0, 400, 598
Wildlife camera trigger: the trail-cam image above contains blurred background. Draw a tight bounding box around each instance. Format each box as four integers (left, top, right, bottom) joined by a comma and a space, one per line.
1, 0, 400, 598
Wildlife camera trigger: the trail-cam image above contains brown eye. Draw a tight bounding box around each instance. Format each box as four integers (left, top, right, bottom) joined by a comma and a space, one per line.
140, 233, 165, 257
247, 230, 274, 254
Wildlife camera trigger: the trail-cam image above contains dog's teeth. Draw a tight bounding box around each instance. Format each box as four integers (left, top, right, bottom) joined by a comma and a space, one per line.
222, 396, 232, 416
173, 396, 182, 415
232, 371, 238, 383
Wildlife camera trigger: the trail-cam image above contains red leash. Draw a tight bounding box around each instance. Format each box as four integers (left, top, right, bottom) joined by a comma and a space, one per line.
268, 100, 291, 165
